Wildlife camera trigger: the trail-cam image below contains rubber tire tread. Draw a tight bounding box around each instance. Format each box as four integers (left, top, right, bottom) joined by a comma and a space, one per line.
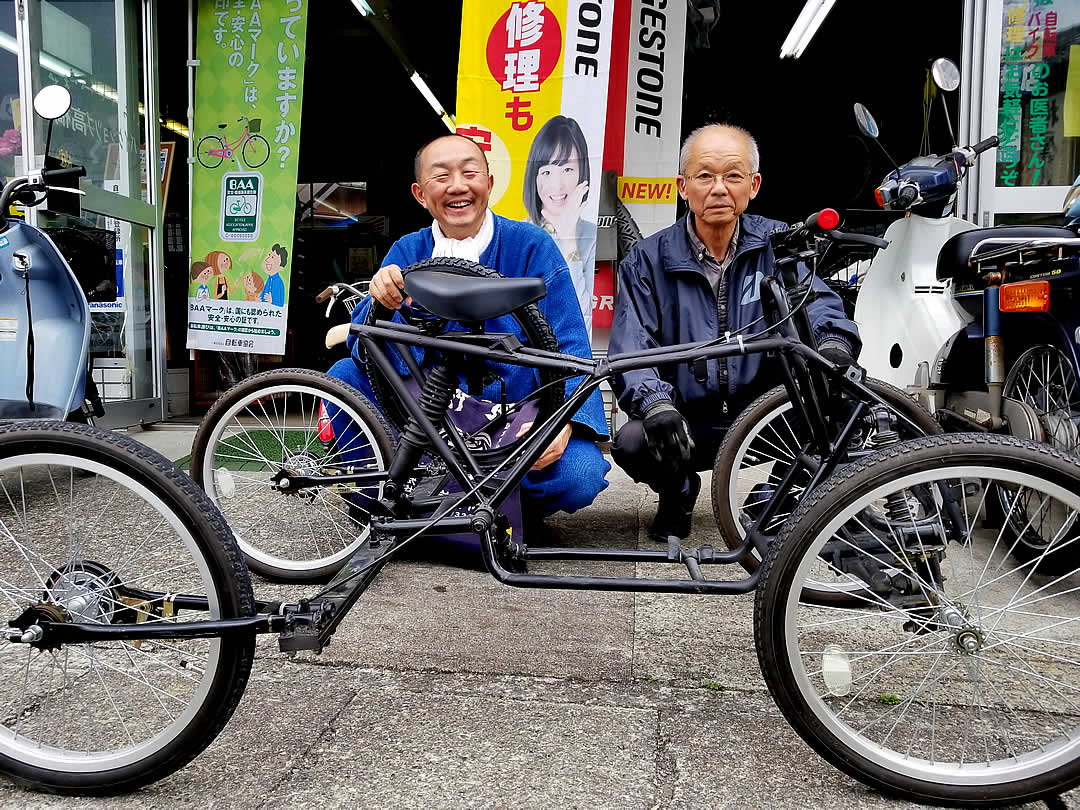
711, 378, 941, 565
190, 368, 396, 582
0, 420, 255, 796
362, 257, 563, 432
755, 432, 1080, 806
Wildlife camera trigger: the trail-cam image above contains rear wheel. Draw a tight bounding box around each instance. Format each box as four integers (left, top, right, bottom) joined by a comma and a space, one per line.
756, 433, 1080, 805
0, 422, 254, 795
195, 135, 223, 169
190, 368, 395, 582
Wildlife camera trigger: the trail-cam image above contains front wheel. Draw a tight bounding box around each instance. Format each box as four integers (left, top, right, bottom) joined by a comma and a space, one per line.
242, 134, 270, 169
711, 379, 940, 600
756, 433, 1080, 805
0, 422, 255, 795
190, 368, 396, 582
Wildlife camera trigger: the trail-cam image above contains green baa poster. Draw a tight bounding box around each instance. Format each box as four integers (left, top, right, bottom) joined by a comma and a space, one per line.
187, 0, 308, 354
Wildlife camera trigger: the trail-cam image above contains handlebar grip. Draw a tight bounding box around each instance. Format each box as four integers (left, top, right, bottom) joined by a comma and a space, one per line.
897, 185, 919, 207
970, 136, 999, 156
42, 166, 86, 183
315, 286, 334, 303
802, 209, 841, 233
830, 229, 890, 250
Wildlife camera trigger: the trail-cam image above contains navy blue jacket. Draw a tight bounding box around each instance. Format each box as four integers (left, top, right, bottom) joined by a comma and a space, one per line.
610, 213, 861, 423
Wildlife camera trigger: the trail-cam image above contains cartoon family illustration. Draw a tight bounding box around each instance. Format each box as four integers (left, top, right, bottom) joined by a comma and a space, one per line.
190, 243, 289, 306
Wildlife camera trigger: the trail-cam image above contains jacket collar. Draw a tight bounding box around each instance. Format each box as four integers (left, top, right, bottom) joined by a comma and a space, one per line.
663, 212, 774, 276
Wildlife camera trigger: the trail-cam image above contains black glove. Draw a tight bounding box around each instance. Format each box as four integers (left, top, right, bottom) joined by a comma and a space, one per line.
642, 402, 695, 464
818, 338, 856, 368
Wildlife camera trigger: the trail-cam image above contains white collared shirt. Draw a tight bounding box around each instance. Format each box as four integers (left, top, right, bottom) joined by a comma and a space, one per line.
430, 207, 494, 263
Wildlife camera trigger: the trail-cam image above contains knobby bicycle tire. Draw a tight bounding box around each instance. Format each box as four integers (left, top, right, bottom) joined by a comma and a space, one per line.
361, 257, 564, 434
755, 433, 1080, 806
0, 421, 255, 795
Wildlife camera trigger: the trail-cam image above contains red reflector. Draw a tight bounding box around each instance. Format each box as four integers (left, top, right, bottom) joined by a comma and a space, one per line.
999, 280, 1050, 313
318, 401, 335, 441
874, 188, 886, 208
817, 208, 840, 230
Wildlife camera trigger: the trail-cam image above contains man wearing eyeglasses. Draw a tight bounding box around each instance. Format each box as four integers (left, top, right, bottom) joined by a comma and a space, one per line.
328, 133, 611, 528
609, 124, 860, 544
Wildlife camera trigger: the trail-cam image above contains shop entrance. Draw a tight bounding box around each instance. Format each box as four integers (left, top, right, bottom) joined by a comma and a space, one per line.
6, 0, 165, 427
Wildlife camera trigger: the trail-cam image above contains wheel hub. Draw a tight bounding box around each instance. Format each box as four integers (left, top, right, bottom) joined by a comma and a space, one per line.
1038, 407, 1079, 453
937, 604, 983, 654
44, 561, 118, 624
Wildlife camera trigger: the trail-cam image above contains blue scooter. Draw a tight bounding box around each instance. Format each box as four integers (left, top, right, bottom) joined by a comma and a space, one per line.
0, 85, 92, 422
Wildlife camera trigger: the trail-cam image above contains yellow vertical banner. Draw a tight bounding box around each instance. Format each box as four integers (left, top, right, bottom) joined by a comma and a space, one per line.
456, 0, 613, 333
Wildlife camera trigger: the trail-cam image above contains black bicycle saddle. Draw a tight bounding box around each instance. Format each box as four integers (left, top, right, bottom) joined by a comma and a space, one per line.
403, 269, 547, 323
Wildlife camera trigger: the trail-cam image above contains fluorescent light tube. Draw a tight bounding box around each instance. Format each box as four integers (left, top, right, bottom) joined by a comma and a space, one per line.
411, 71, 455, 132
779, 0, 836, 59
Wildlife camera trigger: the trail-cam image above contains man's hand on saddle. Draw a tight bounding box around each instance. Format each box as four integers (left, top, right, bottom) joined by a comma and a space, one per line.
515, 422, 573, 470
370, 264, 412, 310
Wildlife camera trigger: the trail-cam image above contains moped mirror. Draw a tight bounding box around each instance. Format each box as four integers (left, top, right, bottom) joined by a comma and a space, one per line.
930, 58, 961, 92
853, 103, 880, 139
32, 85, 71, 121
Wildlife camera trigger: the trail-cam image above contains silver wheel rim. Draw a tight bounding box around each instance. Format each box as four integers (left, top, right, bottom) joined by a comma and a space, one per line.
0, 452, 222, 771
201, 383, 386, 574
1004, 345, 1080, 455
726, 398, 859, 595
727, 399, 806, 540
782, 464, 1080, 784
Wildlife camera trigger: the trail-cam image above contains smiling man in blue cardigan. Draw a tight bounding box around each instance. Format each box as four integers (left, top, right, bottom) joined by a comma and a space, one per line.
328, 133, 610, 520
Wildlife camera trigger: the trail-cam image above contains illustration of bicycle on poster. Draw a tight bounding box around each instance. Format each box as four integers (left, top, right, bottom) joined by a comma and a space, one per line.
197, 116, 270, 170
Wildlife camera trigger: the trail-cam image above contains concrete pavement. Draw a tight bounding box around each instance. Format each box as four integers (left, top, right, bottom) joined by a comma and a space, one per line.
0, 424, 1074, 810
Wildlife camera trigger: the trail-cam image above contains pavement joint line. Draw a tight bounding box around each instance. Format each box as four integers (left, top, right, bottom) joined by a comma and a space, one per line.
246, 658, 772, 710
252, 685, 364, 810
654, 707, 678, 806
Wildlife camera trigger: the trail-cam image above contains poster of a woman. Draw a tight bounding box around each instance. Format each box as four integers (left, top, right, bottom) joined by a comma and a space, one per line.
522, 115, 597, 330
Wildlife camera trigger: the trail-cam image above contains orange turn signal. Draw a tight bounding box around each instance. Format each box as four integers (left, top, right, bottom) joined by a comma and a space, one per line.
999, 280, 1050, 312
874, 187, 886, 208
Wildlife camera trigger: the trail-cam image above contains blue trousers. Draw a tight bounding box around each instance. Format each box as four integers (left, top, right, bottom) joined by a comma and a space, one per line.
327, 357, 610, 517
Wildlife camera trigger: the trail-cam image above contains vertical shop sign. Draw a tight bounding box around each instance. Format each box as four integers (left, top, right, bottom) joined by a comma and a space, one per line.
456, 0, 613, 335
997, 0, 1055, 187
187, 0, 308, 355
617, 0, 686, 238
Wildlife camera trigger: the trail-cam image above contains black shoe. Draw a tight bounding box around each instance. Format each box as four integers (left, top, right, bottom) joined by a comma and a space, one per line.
648, 472, 701, 543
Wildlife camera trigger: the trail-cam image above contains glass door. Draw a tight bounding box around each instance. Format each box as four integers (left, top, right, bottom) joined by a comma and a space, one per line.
19, 0, 164, 427
962, 0, 1080, 224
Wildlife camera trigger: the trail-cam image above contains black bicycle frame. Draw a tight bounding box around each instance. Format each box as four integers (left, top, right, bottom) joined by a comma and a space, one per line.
39, 261, 935, 651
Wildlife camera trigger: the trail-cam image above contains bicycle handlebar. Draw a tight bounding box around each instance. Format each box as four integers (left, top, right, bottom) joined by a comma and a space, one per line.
315, 286, 334, 303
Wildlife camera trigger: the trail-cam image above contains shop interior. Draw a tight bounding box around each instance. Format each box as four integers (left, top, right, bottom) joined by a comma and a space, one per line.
155, 0, 961, 413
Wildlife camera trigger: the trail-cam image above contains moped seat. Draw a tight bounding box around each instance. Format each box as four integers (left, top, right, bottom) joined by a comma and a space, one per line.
936, 225, 1077, 282
402, 269, 546, 323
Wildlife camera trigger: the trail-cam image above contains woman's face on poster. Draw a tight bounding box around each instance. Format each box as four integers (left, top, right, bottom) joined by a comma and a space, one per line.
536, 145, 580, 213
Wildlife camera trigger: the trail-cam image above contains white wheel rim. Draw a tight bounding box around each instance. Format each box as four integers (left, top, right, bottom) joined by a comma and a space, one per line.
201, 383, 386, 573
0, 452, 222, 771
782, 464, 1080, 785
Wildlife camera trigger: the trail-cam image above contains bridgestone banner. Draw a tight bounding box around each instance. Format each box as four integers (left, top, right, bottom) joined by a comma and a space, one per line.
187, 0, 308, 355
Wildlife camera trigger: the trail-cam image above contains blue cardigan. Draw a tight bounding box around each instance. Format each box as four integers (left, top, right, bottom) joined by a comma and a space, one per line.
345, 213, 609, 441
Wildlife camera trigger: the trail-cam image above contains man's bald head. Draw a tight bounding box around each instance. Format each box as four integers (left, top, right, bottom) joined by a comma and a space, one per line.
414, 133, 489, 183
679, 124, 760, 175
